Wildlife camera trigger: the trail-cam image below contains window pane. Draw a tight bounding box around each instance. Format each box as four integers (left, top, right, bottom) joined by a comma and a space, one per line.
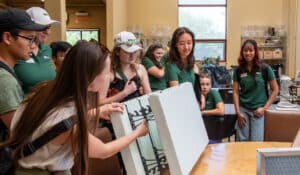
179, 7, 226, 39
82, 30, 99, 42
66, 31, 81, 45
178, 0, 226, 5
194, 42, 225, 61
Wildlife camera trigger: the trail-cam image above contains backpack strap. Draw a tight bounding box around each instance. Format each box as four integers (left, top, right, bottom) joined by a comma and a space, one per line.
236, 67, 241, 83
0, 60, 22, 86
22, 115, 77, 157
260, 63, 269, 98
0, 61, 22, 134
0, 61, 17, 79
194, 73, 201, 103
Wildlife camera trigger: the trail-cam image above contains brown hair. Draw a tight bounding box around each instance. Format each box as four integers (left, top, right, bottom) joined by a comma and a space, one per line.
199, 72, 212, 80
111, 45, 136, 73
2, 41, 109, 175
143, 43, 164, 68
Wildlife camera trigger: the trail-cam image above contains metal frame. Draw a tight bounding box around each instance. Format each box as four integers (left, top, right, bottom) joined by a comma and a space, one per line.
257, 147, 300, 175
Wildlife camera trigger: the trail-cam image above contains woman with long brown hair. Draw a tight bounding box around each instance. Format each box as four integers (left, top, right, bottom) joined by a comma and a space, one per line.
165, 27, 198, 87
233, 39, 278, 141
164, 27, 203, 106
1, 41, 148, 175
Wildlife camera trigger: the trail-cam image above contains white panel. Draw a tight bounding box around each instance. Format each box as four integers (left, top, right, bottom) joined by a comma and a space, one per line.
111, 92, 168, 175
149, 82, 209, 175
110, 100, 145, 175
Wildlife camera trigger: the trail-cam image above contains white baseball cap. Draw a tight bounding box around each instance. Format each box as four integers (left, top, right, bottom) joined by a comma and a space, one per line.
114, 31, 142, 53
26, 7, 60, 26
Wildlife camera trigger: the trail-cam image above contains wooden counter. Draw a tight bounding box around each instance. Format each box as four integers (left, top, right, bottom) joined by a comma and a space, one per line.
189, 142, 291, 175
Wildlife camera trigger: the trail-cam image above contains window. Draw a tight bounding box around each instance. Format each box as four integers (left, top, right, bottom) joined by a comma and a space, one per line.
66, 29, 100, 45
178, 0, 227, 61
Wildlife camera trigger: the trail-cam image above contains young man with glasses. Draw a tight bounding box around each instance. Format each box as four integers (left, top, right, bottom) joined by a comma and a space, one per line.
0, 8, 47, 141
14, 7, 60, 94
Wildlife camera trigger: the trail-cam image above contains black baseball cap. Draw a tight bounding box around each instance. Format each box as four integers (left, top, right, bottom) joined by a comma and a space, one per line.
0, 8, 48, 31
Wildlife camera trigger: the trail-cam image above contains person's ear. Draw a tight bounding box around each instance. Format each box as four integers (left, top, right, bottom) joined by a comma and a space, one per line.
2, 32, 13, 45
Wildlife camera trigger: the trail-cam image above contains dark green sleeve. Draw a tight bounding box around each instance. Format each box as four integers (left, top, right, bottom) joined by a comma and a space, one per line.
165, 62, 179, 82
141, 57, 155, 70
212, 89, 223, 103
232, 68, 238, 81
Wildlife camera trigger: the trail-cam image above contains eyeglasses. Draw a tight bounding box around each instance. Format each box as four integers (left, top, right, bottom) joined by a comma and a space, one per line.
118, 39, 140, 47
16, 34, 37, 45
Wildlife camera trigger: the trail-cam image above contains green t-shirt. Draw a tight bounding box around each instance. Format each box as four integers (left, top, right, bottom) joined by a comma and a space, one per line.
141, 57, 167, 91
14, 44, 56, 94
204, 89, 223, 110
165, 62, 195, 86
233, 66, 275, 110
0, 68, 23, 115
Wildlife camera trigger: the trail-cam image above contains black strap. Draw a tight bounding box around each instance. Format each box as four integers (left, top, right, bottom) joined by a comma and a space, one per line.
0, 60, 22, 87
119, 71, 128, 82
0, 60, 17, 79
0, 61, 20, 131
194, 73, 201, 103
22, 115, 76, 157
260, 63, 269, 98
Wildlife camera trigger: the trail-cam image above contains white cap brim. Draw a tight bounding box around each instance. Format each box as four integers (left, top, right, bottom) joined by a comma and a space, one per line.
120, 45, 142, 53
41, 19, 60, 26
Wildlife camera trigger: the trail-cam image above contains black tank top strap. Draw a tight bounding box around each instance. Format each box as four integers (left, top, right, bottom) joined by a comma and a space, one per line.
118, 71, 128, 82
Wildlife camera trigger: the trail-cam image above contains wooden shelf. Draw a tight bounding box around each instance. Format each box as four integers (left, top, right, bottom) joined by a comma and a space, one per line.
258, 45, 284, 48
263, 58, 285, 60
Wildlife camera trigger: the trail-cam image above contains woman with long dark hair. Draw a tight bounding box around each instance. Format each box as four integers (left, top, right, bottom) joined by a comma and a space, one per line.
233, 39, 278, 141
1, 41, 148, 175
165, 27, 198, 87
164, 27, 204, 108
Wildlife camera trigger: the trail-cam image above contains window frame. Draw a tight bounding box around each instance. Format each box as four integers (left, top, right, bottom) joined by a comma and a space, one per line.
178, 1, 227, 62
66, 28, 100, 45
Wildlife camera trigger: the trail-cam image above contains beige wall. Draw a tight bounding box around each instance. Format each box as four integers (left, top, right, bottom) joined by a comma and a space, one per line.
227, 0, 284, 68
296, 0, 300, 77
45, 0, 67, 43
67, 6, 107, 45
126, 0, 178, 36
106, 0, 128, 49
284, 0, 299, 78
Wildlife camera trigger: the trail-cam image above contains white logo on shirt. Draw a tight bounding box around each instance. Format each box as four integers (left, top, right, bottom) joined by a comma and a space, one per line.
25, 58, 35, 63
241, 73, 247, 77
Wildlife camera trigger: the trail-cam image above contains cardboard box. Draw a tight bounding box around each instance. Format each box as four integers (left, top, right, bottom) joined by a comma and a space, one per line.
263, 50, 273, 59
273, 49, 283, 59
